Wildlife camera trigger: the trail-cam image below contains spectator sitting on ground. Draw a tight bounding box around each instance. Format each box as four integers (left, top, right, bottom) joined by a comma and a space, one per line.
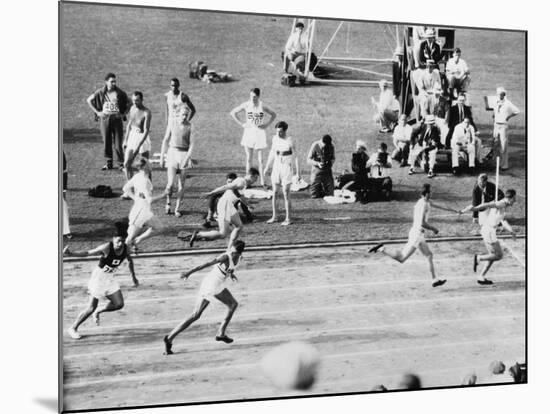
392, 114, 412, 166
367, 142, 392, 177
408, 114, 443, 178
446, 47, 471, 98
451, 117, 482, 175
307, 134, 335, 198
339, 140, 370, 203
418, 28, 441, 68
201, 168, 259, 227
419, 60, 442, 119
371, 79, 400, 133
446, 93, 477, 148
284, 21, 308, 77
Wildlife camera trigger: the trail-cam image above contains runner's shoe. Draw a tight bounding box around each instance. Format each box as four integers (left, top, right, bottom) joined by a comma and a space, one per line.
368, 243, 385, 253
163, 336, 173, 355
67, 327, 82, 340
432, 279, 447, 288
477, 279, 493, 285
215, 335, 234, 344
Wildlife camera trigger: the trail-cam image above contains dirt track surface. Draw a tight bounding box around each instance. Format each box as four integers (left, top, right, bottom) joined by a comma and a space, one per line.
62, 239, 525, 411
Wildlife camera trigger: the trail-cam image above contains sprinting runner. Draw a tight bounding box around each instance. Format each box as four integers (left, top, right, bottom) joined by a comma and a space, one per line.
160, 106, 194, 217
65, 222, 138, 339
369, 183, 458, 287
123, 158, 166, 253
230, 88, 277, 187
163, 240, 245, 355
460, 189, 517, 284
123, 91, 152, 180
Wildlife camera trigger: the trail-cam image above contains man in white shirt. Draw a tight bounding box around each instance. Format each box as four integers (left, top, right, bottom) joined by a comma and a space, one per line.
451, 118, 482, 175
446, 48, 470, 97
492, 87, 520, 170
372, 79, 400, 133
392, 114, 412, 166
419, 60, 441, 118
285, 22, 308, 76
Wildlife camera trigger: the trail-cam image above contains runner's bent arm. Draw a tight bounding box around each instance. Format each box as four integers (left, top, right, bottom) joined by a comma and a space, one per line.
180, 254, 226, 279
182, 94, 196, 121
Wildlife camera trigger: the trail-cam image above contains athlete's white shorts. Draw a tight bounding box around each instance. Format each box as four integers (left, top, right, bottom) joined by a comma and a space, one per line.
126, 128, 151, 154
481, 225, 498, 245
167, 147, 189, 170
405, 227, 431, 256
271, 159, 293, 186
128, 199, 160, 229
241, 127, 267, 150
196, 267, 227, 304
88, 267, 120, 299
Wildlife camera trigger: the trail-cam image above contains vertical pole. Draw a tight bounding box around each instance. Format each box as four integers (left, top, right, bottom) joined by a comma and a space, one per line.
495, 156, 500, 199
346, 22, 351, 53
305, 19, 316, 78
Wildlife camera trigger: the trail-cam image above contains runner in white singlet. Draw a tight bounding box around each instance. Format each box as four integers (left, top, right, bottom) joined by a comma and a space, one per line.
461, 189, 517, 284
122, 158, 167, 253
369, 183, 459, 287
163, 240, 246, 355
230, 88, 277, 187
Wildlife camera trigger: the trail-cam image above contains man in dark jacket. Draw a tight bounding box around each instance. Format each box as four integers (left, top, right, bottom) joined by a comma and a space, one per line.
446, 94, 477, 148
408, 115, 443, 178
418, 28, 442, 68
307, 134, 335, 198
467, 173, 504, 223
87, 73, 130, 170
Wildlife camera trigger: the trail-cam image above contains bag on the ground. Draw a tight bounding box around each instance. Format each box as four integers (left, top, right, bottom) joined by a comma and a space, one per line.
88, 185, 115, 198
281, 73, 296, 87
189, 61, 208, 79
368, 177, 392, 201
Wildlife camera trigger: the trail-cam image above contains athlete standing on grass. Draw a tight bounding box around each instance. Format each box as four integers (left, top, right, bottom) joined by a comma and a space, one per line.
460, 189, 517, 284
369, 183, 459, 287
65, 222, 138, 339
163, 240, 245, 355
230, 88, 277, 188
123, 91, 152, 181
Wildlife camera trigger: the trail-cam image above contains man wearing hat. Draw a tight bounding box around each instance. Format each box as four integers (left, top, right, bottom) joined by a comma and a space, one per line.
492, 87, 520, 170
446, 48, 471, 97
419, 60, 442, 118
446, 93, 477, 148
408, 114, 442, 178
372, 79, 400, 133
419, 28, 442, 68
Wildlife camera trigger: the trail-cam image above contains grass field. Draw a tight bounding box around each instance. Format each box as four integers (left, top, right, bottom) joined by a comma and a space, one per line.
62, 239, 526, 411
61, 3, 526, 252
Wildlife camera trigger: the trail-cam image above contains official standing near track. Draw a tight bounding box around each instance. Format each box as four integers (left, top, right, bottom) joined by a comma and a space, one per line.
492, 87, 520, 170
87, 73, 130, 171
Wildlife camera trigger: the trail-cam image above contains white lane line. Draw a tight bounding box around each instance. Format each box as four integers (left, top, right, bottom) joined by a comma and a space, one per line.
63, 335, 525, 389
63, 291, 524, 333
501, 240, 526, 268
62, 272, 525, 309
62, 256, 526, 286
64, 313, 524, 360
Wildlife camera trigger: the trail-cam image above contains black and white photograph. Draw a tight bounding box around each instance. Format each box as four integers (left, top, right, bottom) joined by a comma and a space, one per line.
8, 0, 550, 413
57, 0, 530, 411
